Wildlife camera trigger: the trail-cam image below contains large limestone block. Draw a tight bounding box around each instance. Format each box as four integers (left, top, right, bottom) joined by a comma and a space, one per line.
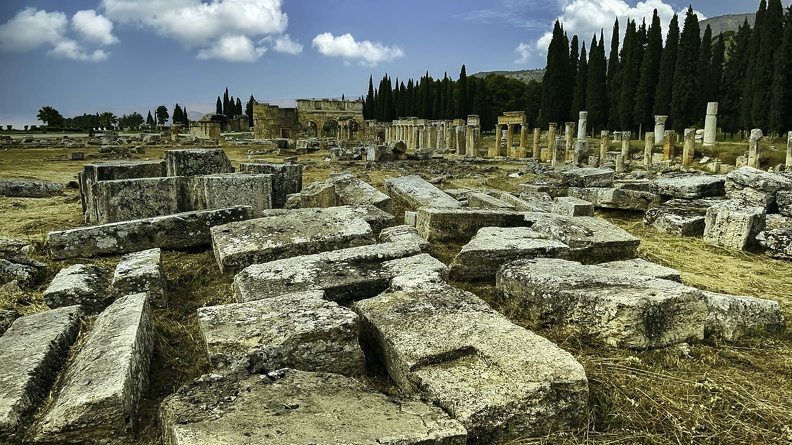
43, 264, 112, 313
560, 167, 615, 188
0, 237, 45, 285
238, 162, 302, 208
757, 228, 792, 260
496, 258, 707, 349
92, 176, 185, 223
298, 181, 337, 208
47, 206, 254, 260
643, 198, 725, 237
567, 187, 660, 211
654, 175, 726, 199
486, 190, 546, 211
725, 165, 792, 210
703, 200, 766, 250
112, 248, 167, 308
32, 293, 154, 443
80, 161, 166, 222
379, 224, 432, 253
449, 227, 570, 281
528, 213, 640, 263
330, 172, 393, 213
0, 178, 64, 198
598, 258, 681, 282
552, 196, 594, 216
0, 306, 83, 443
353, 284, 588, 443
164, 148, 233, 177
198, 290, 365, 375
384, 175, 461, 210
702, 291, 785, 340
189, 173, 273, 214
211, 207, 375, 273
159, 370, 467, 445
415, 207, 529, 242
778, 190, 792, 217
467, 192, 516, 209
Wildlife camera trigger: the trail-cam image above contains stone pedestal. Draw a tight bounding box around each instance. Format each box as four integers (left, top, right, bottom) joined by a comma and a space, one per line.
683, 129, 695, 167
654, 115, 667, 145
621, 131, 631, 158
663, 130, 677, 160
748, 129, 762, 169
466, 125, 479, 157
519, 124, 528, 157
615, 155, 625, 173
577, 111, 587, 139
532, 128, 541, 158
644, 132, 655, 166
565, 122, 575, 161
703, 102, 718, 146
600, 130, 610, 161
548, 123, 557, 167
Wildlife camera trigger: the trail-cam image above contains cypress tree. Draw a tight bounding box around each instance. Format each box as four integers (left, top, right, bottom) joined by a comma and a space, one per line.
720, 20, 752, 135
365, 75, 375, 119
670, 6, 701, 132
243, 95, 253, 126
146, 110, 154, 126
445, 79, 455, 119
707, 33, 726, 119
653, 14, 679, 117
383, 75, 394, 122
541, 20, 569, 126
216, 96, 222, 115
618, 19, 640, 131
173, 103, 183, 125
607, 18, 621, 129
433, 79, 442, 119
235, 97, 243, 116
782, 6, 792, 130
571, 42, 588, 119
635, 10, 663, 132
223, 87, 230, 117
762, 0, 786, 133
439, 73, 449, 120
586, 32, 608, 132
568, 35, 579, 120
456, 65, 469, 119
695, 25, 714, 125
742, 0, 766, 131
421, 72, 432, 118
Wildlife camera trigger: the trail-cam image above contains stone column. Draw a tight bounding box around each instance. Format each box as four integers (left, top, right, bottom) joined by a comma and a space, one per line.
577, 111, 588, 139
467, 125, 479, 157
703, 102, 718, 146
548, 123, 557, 166
456, 125, 466, 155
519, 124, 528, 157
748, 128, 763, 168
615, 155, 625, 173
654, 115, 667, 145
426, 125, 436, 150
787, 131, 792, 168
621, 131, 631, 158
600, 130, 610, 161
663, 130, 677, 160
489, 124, 501, 157
573, 139, 589, 166
565, 122, 575, 161
644, 132, 655, 166
532, 128, 541, 158
446, 125, 455, 152
683, 128, 695, 167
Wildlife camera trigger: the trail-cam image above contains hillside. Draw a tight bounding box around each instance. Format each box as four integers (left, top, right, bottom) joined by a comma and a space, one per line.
471, 69, 545, 83
700, 13, 755, 37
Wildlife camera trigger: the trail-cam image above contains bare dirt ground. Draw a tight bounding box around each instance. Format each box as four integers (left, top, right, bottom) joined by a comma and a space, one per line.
1, 141, 791, 444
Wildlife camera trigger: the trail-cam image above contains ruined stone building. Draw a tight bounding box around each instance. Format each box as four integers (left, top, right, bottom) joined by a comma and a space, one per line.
253, 99, 365, 141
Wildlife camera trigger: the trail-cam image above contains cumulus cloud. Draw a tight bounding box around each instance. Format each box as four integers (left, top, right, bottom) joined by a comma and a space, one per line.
514, 43, 532, 64
72, 10, 118, 46
196, 34, 266, 62
312, 32, 404, 66
49, 40, 109, 61
272, 34, 303, 55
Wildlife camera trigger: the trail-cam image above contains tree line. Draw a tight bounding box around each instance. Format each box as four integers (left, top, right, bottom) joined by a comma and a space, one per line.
215, 87, 256, 127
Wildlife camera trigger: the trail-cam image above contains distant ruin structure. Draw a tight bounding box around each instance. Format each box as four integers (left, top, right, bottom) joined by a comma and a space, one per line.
253, 99, 365, 141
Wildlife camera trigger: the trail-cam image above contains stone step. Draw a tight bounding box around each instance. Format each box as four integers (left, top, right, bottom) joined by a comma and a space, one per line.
112, 248, 167, 308
0, 306, 83, 443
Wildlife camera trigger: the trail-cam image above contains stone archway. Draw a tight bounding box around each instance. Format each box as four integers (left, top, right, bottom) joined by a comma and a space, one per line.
322, 120, 338, 137
304, 121, 320, 138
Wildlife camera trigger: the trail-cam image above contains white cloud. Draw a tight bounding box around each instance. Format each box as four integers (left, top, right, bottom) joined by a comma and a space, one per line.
72, 10, 118, 46
312, 32, 404, 66
514, 42, 532, 64
0, 8, 67, 52
272, 34, 303, 55
49, 40, 109, 61
196, 34, 266, 62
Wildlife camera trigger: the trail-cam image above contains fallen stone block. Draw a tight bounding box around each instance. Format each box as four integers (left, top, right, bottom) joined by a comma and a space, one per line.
614, 179, 656, 193
567, 187, 660, 211
552, 196, 594, 217
112, 248, 167, 308
79, 161, 167, 222
702, 291, 785, 340
344, 204, 395, 233
0, 306, 83, 443
778, 190, 792, 217
756, 228, 792, 260
0, 178, 63, 198
384, 175, 461, 210
188, 173, 273, 214
467, 192, 516, 209
43, 264, 112, 313
198, 290, 365, 375
416, 207, 529, 242
299, 180, 338, 208
353, 283, 588, 443
366, 144, 394, 162
379, 224, 431, 253
654, 175, 725, 199
725, 166, 792, 210
159, 370, 467, 445
520, 181, 568, 198
496, 258, 707, 349
32, 293, 154, 443
331, 173, 393, 214
528, 213, 640, 263
598, 258, 681, 282
238, 162, 302, 208
449, 227, 570, 281
211, 207, 375, 273
643, 198, 725, 237
560, 167, 614, 188
164, 148, 233, 177
47, 206, 254, 260
703, 200, 765, 251
92, 176, 185, 224
517, 191, 555, 212
486, 190, 545, 212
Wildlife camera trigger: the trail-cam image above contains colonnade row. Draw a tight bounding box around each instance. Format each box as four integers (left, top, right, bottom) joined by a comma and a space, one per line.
381, 116, 481, 156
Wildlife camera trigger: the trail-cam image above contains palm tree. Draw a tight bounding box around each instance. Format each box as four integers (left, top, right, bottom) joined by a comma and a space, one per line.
37, 106, 63, 126
98, 112, 118, 130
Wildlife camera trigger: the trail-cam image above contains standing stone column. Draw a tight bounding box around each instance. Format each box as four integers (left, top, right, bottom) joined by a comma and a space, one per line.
564, 122, 575, 161
577, 111, 588, 139
748, 129, 763, 168
455, 125, 466, 155
519, 124, 528, 157
615, 155, 625, 173
683, 128, 695, 167
532, 128, 541, 158
654, 116, 667, 145
703, 102, 718, 146
466, 125, 479, 157
787, 131, 792, 168
548, 123, 557, 166
621, 131, 631, 159
446, 125, 455, 152
644, 132, 655, 166
663, 130, 677, 160
506, 125, 515, 157
600, 130, 610, 161
489, 124, 501, 157
426, 125, 436, 150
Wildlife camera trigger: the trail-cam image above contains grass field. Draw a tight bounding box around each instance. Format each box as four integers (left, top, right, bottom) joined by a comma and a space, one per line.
1, 141, 790, 444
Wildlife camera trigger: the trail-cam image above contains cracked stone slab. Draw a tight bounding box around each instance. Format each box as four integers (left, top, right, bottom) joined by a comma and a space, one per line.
702, 291, 785, 340
164, 149, 233, 177
188, 174, 273, 215
112, 248, 167, 308
567, 187, 660, 211
238, 162, 302, 208
703, 200, 766, 251
559, 167, 615, 188
415, 207, 530, 242
384, 175, 461, 210
654, 175, 726, 199
159, 370, 467, 445
598, 258, 681, 282
643, 198, 726, 237
0, 306, 83, 443
527, 213, 640, 263
725, 166, 792, 210
43, 264, 112, 313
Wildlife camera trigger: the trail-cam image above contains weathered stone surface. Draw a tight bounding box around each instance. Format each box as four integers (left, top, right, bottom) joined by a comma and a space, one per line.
331, 173, 393, 213
560, 167, 614, 188
384, 175, 461, 210
354, 283, 588, 443
527, 213, 640, 263
93, 177, 185, 223
298, 180, 337, 208
702, 291, 785, 340
189, 174, 273, 215
703, 200, 766, 251
198, 290, 365, 375
778, 190, 792, 217
238, 162, 302, 208
159, 370, 467, 445
47, 206, 254, 260
0, 178, 63, 198
757, 228, 792, 259
497, 258, 707, 348
164, 149, 233, 177
0, 306, 83, 443
654, 175, 726, 199
725, 166, 792, 210
112, 248, 167, 308
449, 227, 570, 281
80, 161, 167, 222
416, 207, 529, 242
552, 196, 594, 216
0, 238, 45, 284
567, 187, 660, 211
598, 258, 681, 282
379, 224, 431, 253
0, 310, 16, 336
32, 293, 154, 443
343, 204, 395, 233
643, 198, 725, 237
487, 190, 545, 212
211, 207, 375, 273
43, 264, 112, 312
517, 191, 555, 212
467, 192, 516, 209
614, 179, 656, 193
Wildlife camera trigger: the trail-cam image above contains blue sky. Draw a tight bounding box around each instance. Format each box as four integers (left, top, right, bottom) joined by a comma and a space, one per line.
0, 0, 771, 127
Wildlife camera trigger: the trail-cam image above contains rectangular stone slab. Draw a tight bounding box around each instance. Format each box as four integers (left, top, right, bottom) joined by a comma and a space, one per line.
598, 258, 681, 282
467, 192, 516, 209
92, 176, 186, 224
159, 370, 467, 445
47, 206, 253, 260
211, 206, 375, 273
80, 161, 167, 223
416, 207, 530, 242
32, 293, 154, 443
384, 175, 461, 210
643, 198, 725, 237
198, 290, 366, 375
703, 200, 766, 250
496, 258, 707, 349
654, 175, 725, 199
560, 167, 614, 187
702, 291, 785, 340
164, 148, 233, 176
527, 213, 640, 263
330, 172, 393, 213
112, 248, 167, 308
43, 264, 112, 313
567, 187, 660, 211
238, 162, 303, 208
188, 174, 273, 215
725, 166, 792, 210
0, 306, 82, 443
353, 283, 588, 443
